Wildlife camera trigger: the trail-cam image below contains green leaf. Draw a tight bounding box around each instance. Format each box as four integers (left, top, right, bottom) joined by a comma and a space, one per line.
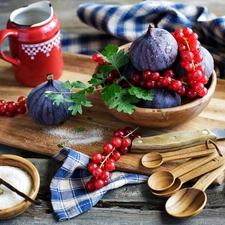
101, 83, 122, 104
99, 44, 129, 72
88, 73, 105, 86
75, 127, 84, 132
71, 80, 88, 89
61, 80, 72, 89
68, 104, 83, 115
48, 93, 66, 106
101, 44, 119, 56
128, 86, 154, 101
108, 89, 139, 114
58, 142, 66, 147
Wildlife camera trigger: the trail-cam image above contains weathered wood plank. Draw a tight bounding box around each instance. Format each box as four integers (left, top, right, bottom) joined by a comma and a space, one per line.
1, 157, 224, 225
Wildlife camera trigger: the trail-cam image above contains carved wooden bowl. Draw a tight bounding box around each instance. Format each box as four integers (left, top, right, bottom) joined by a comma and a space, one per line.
0, 154, 40, 220
96, 43, 217, 128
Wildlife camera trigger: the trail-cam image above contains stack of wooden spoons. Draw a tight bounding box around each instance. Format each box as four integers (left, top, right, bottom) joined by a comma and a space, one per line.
142, 140, 225, 218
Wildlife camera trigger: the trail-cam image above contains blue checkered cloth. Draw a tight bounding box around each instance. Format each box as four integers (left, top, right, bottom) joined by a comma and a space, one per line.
50, 148, 148, 221
61, 0, 225, 78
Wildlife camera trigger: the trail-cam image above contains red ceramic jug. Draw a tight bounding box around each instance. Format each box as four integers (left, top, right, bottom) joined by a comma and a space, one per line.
0, 1, 63, 87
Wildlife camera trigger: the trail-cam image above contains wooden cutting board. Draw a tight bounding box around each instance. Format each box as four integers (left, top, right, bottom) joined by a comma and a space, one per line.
1, 53, 225, 184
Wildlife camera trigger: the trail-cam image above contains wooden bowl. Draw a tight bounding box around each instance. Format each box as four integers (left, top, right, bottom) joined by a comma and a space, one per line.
0, 154, 40, 220
97, 43, 217, 128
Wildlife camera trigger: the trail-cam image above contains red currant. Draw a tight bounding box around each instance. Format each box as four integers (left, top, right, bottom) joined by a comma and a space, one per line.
92, 167, 103, 177
86, 180, 96, 192
103, 142, 114, 154
92, 52, 104, 63
94, 179, 105, 189
91, 152, 103, 164
111, 137, 122, 148
113, 128, 125, 137
121, 137, 132, 147
104, 160, 116, 171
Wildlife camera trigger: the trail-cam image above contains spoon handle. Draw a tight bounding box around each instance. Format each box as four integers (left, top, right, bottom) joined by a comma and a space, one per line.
156, 144, 214, 158
171, 151, 217, 178
179, 155, 225, 183
163, 148, 215, 163
192, 157, 225, 191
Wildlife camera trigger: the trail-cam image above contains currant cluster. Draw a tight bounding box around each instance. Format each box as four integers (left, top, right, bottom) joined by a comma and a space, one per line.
130, 66, 208, 98
86, 126, 141, 192
171, 27, 208, 98
0, 96, 27, 117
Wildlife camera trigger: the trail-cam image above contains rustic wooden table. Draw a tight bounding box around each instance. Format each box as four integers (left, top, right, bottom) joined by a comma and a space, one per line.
1, 1, 225, 224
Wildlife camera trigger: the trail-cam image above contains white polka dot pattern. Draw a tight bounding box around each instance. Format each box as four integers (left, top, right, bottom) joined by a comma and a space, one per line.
22, 32, 61, 60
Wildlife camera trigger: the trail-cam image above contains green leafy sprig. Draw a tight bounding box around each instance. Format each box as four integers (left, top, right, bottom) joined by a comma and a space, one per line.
45, 44, 153, 115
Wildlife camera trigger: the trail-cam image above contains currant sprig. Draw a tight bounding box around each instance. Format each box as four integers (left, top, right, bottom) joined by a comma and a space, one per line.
85, 126, 141, 192
0, 96, 27, 117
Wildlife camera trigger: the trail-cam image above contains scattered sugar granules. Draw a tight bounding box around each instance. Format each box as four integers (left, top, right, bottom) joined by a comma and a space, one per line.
43, 127, 103, 145
0, 166, 32, 209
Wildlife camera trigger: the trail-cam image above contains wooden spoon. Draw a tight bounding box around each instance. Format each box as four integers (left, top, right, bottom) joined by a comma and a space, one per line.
165, 161, 225, 218
151, 154, 224, 197
142, 147, 215, 168
148, 150, 217, 191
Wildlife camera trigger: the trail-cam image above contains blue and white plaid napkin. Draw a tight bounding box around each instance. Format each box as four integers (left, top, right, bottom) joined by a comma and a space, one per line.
61, 0, 225, 78
50, 148, 148, 221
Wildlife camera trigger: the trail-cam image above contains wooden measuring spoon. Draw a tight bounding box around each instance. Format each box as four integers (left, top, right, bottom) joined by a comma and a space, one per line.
165, 161, 225, 218
142, 147, 215, 168
148, 150, 217, 191
151, 154, 224, 197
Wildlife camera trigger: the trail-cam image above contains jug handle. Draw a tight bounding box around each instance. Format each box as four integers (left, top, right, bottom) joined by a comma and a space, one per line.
0, 29, 20, 66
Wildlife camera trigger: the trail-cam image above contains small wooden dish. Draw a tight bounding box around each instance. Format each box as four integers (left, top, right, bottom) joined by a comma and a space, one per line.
0, 154, 40, 220
96, 43, 217, 128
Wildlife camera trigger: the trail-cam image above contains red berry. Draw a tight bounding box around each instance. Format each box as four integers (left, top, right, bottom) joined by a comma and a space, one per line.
88, 162, 98, 173
133, 133, 142, 139
113, 128, 124, 137
121, 137, 132, 148
171, 80, 183, 91
182, 27, 193, 36
99, 170, 110, 181
17, 105, 27, 114
198, 87, 208, 97
111, 137, 122, 148
92, 52, 104, 63
151, 72, 160, 81
111, 150, 121, 161
7, 101, 17, 113
17, 96, 26, 106
142, 70, 152, 80
103, 142, 114, 154
0, 99, 6, 105
163, 69, 175, 78
104, 160, 116, 171
161, 76, 172, 87
123, 126, 133, 135
92, 167, 103, 177
117, 146, 129, 155
186, 88, 197, 98
91, 152, 103, 163
181, 51, 194, 62
0, 104, 7, 115
94, 179, 105, 189
146, 80, 156, 89
86, 180, 96, 192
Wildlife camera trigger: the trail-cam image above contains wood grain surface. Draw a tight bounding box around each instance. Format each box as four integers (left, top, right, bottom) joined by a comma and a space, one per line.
0, 53, 225, 183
